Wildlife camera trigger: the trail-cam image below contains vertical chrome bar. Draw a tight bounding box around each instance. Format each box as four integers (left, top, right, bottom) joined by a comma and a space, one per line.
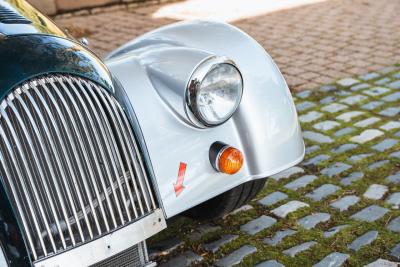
7, 96, 67, 250
47, 78, 102, 235
0, 108, 53, 255
20, 83, 81, 245
0, 149, 38, 260
67, 78, 120, 228
60, 77, 114, 231
30, 81, 86, 243
83, 83, 133, 221
77, 81, 126, 224
37, 79, 95, 239
111, 92, 157, 210
100, 89, 146, 214
93, 88, 141, 217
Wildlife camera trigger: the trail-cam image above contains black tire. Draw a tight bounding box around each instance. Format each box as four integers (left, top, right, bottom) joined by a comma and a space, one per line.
185, 178, 267, 220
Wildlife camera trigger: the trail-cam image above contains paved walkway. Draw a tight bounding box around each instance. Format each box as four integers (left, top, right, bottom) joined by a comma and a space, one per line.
148, 66, 400, 266
55, 0, 400, 91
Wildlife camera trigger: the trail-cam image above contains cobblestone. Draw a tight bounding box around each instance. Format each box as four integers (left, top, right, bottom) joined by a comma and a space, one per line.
350, 129, 384, 144
258, 192, 288, 207
364, 259, 399, 267
272, 201, 309, 218
380, 121, 400, 131
340, 94, 367, 105
271, 167, 304, 181
149, 238, 183, 260
336, 111, 364, 122
324, 225, 349, 238
334, 127, 355, 137
351, 205, 389, 222
284, 175, 317, 191
241, 215, 277, 235
298, 213, 330, 230
363, 87, 390, 96
331, 143, 358, 154
390, 243, 400, 259
331, 195, 360, 211
354, 117, 381, 128
386, 171, 400, 184
312, 252, 349, 267
302, 154, 330, 166
203, 235, 238, 253
216, 245, 257, 267
307, 184, 340, 201
255, 260, 285, 267
303, 131, 333, 144
388, 80, 400, 89
372, 139, 398, 152
368, 160, 389, 170
363, 184, 388, 200
263, 229, 296, 246
283, 241, 317, 257
379, 107, 400, 117
321, 163, 351, 177
188, 224, 221, 241
340, 172, 364, 186
386, 193, 400, 207
348, 231, 378, 251
361, 101, 384, 110
321, 103, 348, 113
387, 217, 400, 233
313, 120, 340, 131
296, 101, 316, 112
382, 92, 400, 102
359, 72, 380, 81
299, 111, 323, 123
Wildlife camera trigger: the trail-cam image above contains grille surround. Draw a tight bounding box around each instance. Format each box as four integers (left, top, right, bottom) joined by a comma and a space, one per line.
0, 75, 157, 261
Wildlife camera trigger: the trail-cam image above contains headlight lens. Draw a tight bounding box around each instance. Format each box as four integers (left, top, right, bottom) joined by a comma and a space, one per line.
186, 58, 243, 127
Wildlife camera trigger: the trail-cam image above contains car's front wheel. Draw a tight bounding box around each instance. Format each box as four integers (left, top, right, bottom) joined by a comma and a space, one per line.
185, 178, 267, 220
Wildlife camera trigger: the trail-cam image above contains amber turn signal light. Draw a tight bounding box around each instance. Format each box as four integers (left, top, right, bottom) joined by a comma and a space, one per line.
209, 142, 244, 175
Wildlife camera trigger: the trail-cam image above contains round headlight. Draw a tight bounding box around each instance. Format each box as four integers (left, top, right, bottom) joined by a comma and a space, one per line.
186, 57, 243, 127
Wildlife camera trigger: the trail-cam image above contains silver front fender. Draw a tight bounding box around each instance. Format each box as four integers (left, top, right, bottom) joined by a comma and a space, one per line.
106, 20, 304, 218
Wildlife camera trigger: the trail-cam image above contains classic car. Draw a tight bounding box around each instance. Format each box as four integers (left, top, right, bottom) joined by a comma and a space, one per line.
0, 0, 305, 266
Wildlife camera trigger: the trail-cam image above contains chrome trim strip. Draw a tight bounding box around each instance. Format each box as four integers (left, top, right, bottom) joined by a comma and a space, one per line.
34, 209, 166, 267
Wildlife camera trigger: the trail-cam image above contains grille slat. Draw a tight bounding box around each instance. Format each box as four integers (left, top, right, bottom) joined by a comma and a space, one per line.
84, 82, 133, 223
0, 75, 157, 261
66, 78, 118, 230
0, 107, 55, 255
92, 85, 140, 219
8, 96, 69, 250
56, 77, 110, 234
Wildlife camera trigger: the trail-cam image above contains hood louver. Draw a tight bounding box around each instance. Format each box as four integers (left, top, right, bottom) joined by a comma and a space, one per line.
0, 5, 31, 24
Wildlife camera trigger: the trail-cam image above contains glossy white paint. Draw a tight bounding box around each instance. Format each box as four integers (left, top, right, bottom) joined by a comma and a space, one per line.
106, 20, 305, 218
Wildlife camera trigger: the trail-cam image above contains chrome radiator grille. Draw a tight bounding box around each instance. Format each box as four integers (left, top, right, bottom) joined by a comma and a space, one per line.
0, 75, 157, 261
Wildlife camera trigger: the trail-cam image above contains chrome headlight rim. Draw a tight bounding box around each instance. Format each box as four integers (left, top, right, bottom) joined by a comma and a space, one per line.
185, 56, 244, 128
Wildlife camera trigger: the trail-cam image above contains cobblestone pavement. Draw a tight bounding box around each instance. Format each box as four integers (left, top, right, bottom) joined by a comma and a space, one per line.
147, 65, 400, 266
54, 0, 400, 91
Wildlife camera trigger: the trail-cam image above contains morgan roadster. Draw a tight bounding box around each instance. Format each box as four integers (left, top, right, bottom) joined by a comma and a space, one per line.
0, 0, 304, 266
